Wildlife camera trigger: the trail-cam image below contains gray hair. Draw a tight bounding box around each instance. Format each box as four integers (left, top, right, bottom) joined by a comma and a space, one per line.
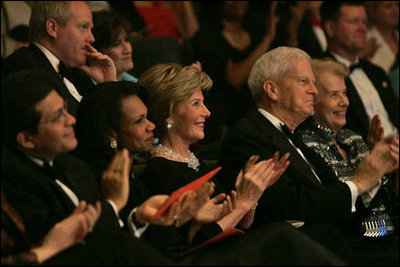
29, 1, 72, 42
248, 46, 311, 101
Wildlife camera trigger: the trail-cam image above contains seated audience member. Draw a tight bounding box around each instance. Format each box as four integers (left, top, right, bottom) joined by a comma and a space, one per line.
296, 58, 399, 235
0, 69, 200, 266
1, 187, 100, 265
319, 1, 398, 141
91, 10, 137, 82
363, 1, 398, 75
3, 1, 117, 116
74, 81, 213, 232
139, 63, 288, 229
190, 1, 279, 144
218, 46, 399, 265
72, 77, 345, 265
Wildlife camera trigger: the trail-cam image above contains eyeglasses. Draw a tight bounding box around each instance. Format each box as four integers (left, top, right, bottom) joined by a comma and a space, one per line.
39, 101, 69, 124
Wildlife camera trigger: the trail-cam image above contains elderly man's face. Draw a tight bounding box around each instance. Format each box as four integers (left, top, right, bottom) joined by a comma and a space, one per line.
56, 1, 95, 67
277, 58, 318, 125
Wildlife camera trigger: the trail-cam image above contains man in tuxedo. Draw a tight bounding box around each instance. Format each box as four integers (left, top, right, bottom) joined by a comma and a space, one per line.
2, 1, 117, 116
217, 46, 399, 265
319, 1, 398, 141
0, 69, 178, 265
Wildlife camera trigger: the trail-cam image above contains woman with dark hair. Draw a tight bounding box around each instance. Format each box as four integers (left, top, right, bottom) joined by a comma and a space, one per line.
92, 10, 137, 82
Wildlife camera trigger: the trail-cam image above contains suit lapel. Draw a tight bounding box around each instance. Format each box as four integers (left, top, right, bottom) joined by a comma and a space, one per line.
248, 109, 321, 185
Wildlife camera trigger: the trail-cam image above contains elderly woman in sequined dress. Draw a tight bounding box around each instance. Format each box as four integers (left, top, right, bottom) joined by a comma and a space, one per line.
139, 63, 290, 234
296, 58, 399, 236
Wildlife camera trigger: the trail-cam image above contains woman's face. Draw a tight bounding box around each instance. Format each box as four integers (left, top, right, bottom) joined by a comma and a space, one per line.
103, 29, 133, 78
169, 90, 211, 145
314, 71, 349, 134
115, 95, 155, 155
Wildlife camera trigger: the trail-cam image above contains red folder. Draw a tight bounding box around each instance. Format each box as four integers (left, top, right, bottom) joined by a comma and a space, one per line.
152, 166, 222, 218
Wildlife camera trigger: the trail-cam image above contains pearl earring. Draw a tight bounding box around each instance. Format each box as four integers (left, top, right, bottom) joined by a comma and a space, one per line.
110, 140, 117, 149
166, 120, 173, 129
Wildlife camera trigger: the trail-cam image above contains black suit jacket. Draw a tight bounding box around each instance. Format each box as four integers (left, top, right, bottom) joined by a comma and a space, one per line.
321, 52, 399, 140
217, 108, 353, 228
1, 147, 120, 245
2, 44, 94, 116
297, 15, 325, 59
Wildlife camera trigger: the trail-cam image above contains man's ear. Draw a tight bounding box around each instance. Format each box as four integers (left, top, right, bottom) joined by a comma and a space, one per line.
16, 131, 36, 149
263, 80, 279, 101
46, 18, 59, 39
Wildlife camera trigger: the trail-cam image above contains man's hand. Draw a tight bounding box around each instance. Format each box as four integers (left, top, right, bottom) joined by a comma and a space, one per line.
79, 43, 117, 83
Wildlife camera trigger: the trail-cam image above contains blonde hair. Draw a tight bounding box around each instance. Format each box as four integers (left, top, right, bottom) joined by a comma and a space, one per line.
138, 63, 213, 138
311, 58, 349, 91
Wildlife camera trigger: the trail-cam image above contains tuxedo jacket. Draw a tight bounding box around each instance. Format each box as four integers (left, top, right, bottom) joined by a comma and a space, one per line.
297, 16, 325, 59
2, 44, 94, 116
321, 52, 399, 141
1, 147, 120, 245
217, 108, 353, 228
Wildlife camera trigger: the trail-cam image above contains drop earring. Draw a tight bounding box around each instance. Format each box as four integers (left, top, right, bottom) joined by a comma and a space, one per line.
110, 140, 117, 149
166, 120, 173, 129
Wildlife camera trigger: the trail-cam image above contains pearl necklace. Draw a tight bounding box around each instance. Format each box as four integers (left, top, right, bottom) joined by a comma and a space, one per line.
151, 144, 200, 171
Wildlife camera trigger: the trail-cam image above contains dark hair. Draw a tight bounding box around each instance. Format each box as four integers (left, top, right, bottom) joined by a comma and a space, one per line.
1, 69, 59, 147
75, 81, 147, 161
9, 24, 29, 42
320, 1, 365, 26
91, 10, 132, 51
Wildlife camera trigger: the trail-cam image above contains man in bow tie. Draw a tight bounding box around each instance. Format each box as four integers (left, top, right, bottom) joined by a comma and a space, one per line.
319, 1, 398, 141
2, 1, 117, 116
217, 46, 399, 265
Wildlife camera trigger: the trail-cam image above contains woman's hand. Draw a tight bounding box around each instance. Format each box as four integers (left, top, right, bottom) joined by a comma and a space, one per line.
134, 182, 215, 227
101, 149, 130, 211
235, 153, 290, 205
194, 191, 235, 223
367, 115, 384, 150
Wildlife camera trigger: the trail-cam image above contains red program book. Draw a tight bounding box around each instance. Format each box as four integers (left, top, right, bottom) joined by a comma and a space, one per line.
152, 166, 222, 219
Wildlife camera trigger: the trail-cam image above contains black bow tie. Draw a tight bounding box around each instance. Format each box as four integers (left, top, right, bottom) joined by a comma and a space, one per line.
281, 124, 303, 148
349, 61, 362, 72
58, 61, 68, 79
42, 161, 58, 180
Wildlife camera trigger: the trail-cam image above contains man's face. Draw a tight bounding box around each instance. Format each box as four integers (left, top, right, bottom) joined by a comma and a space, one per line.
31, 90, 77, 161
55, 1, 94, 67
276, 58, 318, 125
330, 5, 368, 54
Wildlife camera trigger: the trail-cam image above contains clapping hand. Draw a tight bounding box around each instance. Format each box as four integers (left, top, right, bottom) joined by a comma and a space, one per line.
101, 149, 130, 211
134, 182, 215, 227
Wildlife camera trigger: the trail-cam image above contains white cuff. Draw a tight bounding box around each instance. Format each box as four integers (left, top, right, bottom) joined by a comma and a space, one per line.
106, 199, 124, 228
128, 207, 149, 238
344, 181, 358, 212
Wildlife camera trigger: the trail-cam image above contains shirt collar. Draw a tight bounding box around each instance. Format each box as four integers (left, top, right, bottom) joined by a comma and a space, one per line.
26, 154, 53, 167
33, 42, 61, 73
257, 108, 287, 134
330, 51, 360, 68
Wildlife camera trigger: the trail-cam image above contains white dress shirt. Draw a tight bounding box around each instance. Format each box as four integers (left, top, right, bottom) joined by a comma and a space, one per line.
33, 42, 83, 102
331, 52, 397, 137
